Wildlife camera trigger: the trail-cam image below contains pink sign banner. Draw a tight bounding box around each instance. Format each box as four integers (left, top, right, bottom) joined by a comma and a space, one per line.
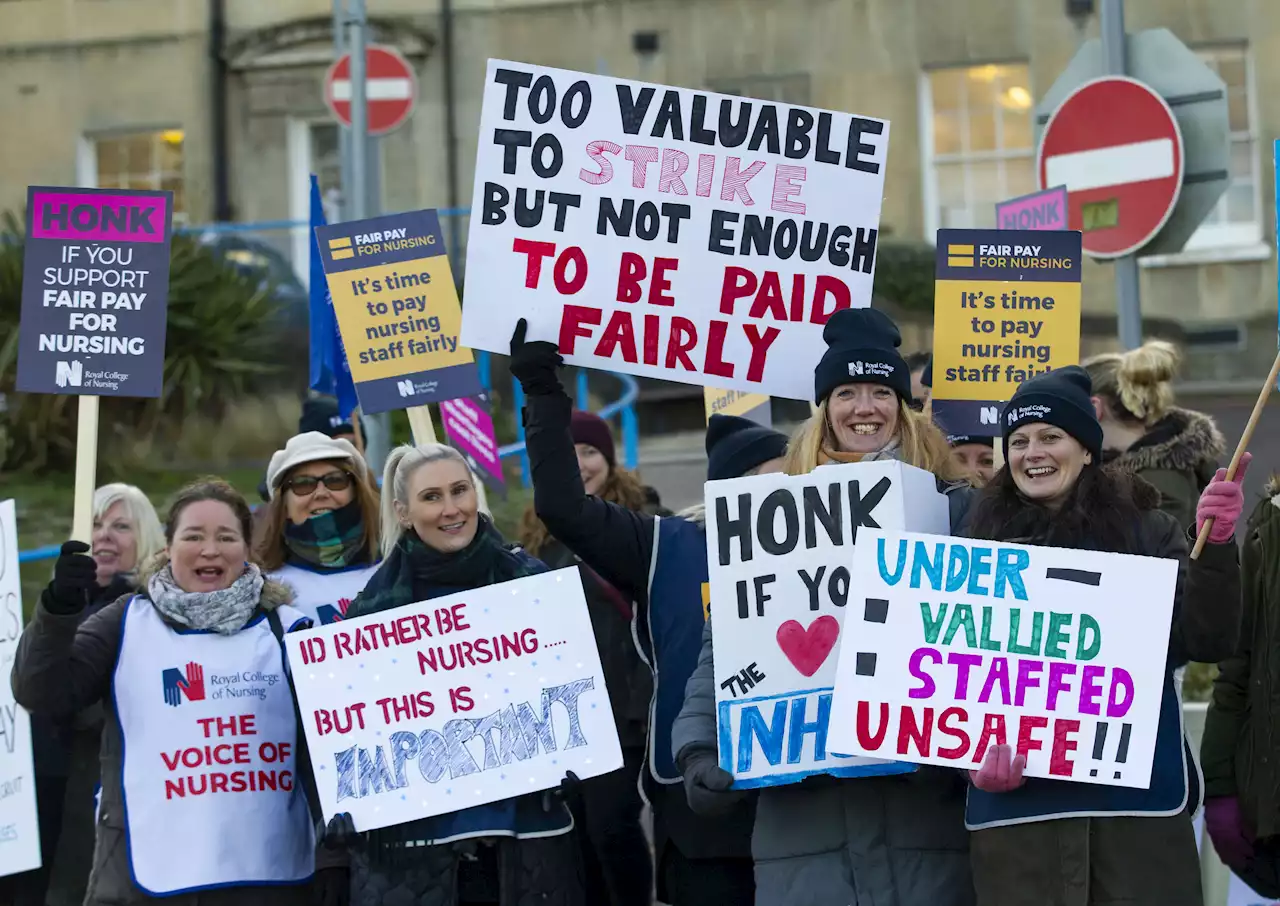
995, 185, 1068, 232
441, 392, 506, 494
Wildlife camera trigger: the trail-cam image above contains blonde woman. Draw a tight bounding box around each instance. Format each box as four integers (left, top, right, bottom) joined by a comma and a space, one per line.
673, 307, 977, 906
1084, 340, 1224, 528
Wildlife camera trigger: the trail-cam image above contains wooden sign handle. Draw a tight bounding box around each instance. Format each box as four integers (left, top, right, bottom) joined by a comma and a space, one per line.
1190, 347, 1280, 560
406, 405, 437, 445
70, 396, 100, 543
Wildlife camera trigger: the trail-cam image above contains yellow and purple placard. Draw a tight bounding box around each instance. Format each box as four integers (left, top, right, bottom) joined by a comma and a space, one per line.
314, 209, 480, 414
995, 185, 1068, 233
703, 387, 772, 427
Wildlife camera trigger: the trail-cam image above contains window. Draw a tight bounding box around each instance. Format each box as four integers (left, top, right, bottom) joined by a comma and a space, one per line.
921, 63, 1035, 234
1182, 46, 1259, 251
707, 73, 810, 106
87, 130, 186, 221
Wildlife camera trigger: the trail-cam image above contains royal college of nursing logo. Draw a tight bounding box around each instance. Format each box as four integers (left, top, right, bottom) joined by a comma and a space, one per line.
316, 597, 354, 625
161, 661, 206, 707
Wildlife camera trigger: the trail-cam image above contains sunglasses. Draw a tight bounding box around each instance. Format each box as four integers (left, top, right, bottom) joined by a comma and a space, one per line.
284, 470, 353, 497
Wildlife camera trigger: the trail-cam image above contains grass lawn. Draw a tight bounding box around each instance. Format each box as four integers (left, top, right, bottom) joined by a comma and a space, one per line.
6, 467, 534, 621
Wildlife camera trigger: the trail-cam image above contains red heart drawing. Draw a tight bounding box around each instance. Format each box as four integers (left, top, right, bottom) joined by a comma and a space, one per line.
775, 615, 841, 677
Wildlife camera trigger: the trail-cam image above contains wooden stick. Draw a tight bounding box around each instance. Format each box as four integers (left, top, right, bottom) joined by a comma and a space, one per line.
70, 396, 100, 543
406, 405, 437, 445
1190, 347, 1280, 559
350, 407, 366, 458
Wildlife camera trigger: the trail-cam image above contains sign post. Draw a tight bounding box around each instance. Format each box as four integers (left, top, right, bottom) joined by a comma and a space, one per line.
15, 186, 174, 541
324, 44, 417, 138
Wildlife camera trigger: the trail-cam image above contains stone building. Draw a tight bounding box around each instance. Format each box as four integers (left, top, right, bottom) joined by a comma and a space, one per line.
0, 0, 1274, 383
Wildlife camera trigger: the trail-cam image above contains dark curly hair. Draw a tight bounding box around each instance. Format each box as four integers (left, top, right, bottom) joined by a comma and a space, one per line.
966, 462, 1158, 554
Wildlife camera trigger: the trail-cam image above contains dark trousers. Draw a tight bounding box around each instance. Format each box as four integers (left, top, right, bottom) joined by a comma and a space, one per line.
0, 775, 67, 906
567, 747, 653, 906
658, 846, 754, 906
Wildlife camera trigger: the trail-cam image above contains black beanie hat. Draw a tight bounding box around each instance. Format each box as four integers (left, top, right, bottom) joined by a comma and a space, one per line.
299, 397, 353, 438
947, 434, 994, 449
706, 414, 788, 482
1001, 365, 1103, 460
813, 308, 912, 404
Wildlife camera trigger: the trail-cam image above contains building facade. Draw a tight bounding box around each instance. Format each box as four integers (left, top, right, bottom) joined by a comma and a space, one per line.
0, 0, 1274, 380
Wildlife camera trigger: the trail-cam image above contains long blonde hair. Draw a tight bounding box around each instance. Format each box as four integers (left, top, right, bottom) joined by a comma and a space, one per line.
1083, 340, 1180, 427
783, 398, 966, 482
379, 443, 491, 558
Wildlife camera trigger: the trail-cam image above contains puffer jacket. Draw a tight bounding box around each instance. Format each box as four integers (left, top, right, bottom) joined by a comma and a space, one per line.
1203, 477, 1280, 837
670, 459, 978, 906
11, 580, 323, 906
1104, 407, 1223, 529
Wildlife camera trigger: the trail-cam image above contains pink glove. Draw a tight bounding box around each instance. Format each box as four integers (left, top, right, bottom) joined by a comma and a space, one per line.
969, 743, 1026, 793
1196, 452, 1252, 544
1205, 796, 1254, 870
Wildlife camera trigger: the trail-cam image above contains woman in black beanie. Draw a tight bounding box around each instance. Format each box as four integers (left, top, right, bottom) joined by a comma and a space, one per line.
508, 321, 788, 906
673, 306, 978, 906
964, 365, 1245, 906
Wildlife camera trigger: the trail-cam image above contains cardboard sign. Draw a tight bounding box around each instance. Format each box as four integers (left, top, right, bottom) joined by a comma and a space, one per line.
996, 186, 1068, 232
16, 186, 173, 397
828, 530, 1178, 788
314, 209, 481, 415
704, 387, 771, 427
0, 500, 41, 877
286, 569, 623, 831
930, 229, 1082, 437
460, 60, 890, 402
441, 392, 507, 495
706, 461, 949, 788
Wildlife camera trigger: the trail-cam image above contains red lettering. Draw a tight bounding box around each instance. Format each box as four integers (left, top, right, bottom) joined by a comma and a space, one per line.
450, 686, 475, 713
810, 276, 851, 325
624, 145, 659, 188
1049, 718, 1080, 778
335, 630, 355, 659
719, 157, 766, 205
658, 148, 690, 194
748, 271, 786, 320
558, 305, 602, 354
451, 603, 470, 632
703, 321, 734, 378
1015, 714, 1050, 761
162, 750, 181, 771
165, 778, 185, 799
596, 311, 639, 363
744, 324, 781, 383
719, 266, 757, 315
553, 246, 588, 294
616, 252, 645, 304
642, 314, 660, 365
856, 701, 889, 750
513, 238, 557, 288
649, 257, 677, 306
897, 706, 934, 757
935, 706, 970, 760
210, 772, 229, 793
579, 140, 620, 186
665, 318, 697, 371
973, 713, 1007, 763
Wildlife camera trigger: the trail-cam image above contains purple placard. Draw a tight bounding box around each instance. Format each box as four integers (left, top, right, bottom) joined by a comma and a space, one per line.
16, 185, 173, 398
995, 185, 1068, 232
441, 393, 506, 495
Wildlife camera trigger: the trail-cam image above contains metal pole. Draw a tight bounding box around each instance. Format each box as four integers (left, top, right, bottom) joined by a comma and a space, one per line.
332, 0, 351, 222
1101, 0, 1143, 350
441, 0, 463, 267
347, 0, 368, 222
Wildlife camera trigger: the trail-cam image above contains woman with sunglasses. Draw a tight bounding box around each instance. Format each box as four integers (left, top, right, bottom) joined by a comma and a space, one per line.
255, 432, 381, 625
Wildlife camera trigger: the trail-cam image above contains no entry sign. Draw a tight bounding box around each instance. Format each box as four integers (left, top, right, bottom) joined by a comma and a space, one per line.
1037, 76, 1184, 259
324, 45, 417, 136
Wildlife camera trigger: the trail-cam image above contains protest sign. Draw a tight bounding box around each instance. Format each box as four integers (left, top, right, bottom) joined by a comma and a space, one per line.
0, 500, 41, 877
704, 387, 771, 427
706, 461, 949, 787
996, 186, 1068, 232
441, 391, 507, 495
16, 186, 173, 398
460, 60, 889, 402
286, 568, 623, 831
828, 529, 1177, 788
315, 209, 481, 415
930, 228, 1082, 437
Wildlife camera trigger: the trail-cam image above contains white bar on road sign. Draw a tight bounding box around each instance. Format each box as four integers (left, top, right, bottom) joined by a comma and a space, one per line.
1045, 138, 1175, 193
330, 77, 413, 102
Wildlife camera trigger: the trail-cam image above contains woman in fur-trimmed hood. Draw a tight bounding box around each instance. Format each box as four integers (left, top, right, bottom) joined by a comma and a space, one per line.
1085, 341, 1225, 528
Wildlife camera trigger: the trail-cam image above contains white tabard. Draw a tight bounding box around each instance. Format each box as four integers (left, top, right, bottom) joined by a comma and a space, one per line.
270, 562, 380, 626
113, 597, 315, 895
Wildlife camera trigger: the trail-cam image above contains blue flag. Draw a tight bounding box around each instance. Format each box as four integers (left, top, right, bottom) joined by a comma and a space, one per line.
308, 175, 359, 418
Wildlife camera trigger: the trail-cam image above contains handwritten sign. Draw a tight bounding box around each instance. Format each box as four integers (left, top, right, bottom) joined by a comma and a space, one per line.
829, 530, 1177, 788
996, 186, 1068, 232
286, 569, 623, 830
0, 500, 41, 877
930, 228, 1082, 437
706, 462, 949, 787
460, 60, 890, 402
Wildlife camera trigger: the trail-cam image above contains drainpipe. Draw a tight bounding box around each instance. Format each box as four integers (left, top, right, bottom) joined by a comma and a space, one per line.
210, 0, 232, 221
441, 0, 462, 266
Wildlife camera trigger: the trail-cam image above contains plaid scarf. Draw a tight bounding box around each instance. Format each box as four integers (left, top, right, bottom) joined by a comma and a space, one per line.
350, 516, 540, 619
283, 499, 367, 570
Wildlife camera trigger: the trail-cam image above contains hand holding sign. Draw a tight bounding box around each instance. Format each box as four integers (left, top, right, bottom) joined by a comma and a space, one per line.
970, 743, 1026, 793
1195, 453, 1250, 544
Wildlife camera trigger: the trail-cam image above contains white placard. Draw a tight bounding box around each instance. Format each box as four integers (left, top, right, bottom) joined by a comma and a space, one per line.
286, 568, 623, 831
0, 499, 41, 877
706, 461, 949, 787
829, 530, 1178, 789
461, 59, 889, 402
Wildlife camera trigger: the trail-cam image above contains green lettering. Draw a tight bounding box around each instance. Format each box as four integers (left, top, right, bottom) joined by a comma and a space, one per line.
1007, 609, 1044, 656
919, 602, 949, 645
1044, 612, 1072, 659
942, 603, 978, 649
979, 606, 1002, 651
1075, 614, 1101, 661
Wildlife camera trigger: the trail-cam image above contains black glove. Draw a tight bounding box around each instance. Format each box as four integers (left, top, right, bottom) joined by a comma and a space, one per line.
541, 770, 582, 812
679, 749, 748, 817
509, 318, 564, 397
310, 866, 350, 906
321, 812, 359, 851
44, 540, 97, 615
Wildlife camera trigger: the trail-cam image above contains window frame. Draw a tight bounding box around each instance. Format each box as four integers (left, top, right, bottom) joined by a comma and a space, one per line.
76, 127, 187, 223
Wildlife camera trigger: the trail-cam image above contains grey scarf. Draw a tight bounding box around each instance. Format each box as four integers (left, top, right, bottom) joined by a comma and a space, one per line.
147, 562, 265, 635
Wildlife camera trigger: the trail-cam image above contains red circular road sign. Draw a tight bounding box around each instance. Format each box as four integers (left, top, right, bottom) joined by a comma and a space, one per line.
324, 45, 417, 136
1037, 75, 1184, 259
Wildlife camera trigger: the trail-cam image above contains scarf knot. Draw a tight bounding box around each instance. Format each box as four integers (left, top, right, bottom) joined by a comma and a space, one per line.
147, 562, 265, 634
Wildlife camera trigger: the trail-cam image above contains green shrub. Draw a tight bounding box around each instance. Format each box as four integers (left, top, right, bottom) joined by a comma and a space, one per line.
0, 212, 291, 473
875, 240, 936, 314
